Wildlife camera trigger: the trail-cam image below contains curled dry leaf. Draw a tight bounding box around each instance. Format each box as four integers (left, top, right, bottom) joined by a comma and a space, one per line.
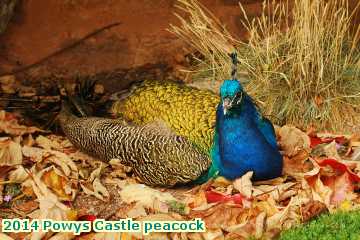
41, 167, 74, 201
119, 184, 177, 209
8, 165, 29, 182
324, 172, 357, 205
0, 111, 43, 136
80, 178, 109, 201
233, 171, 253, 198
35, 135, 62, 150
27, 168, 73, 240
323, 141, 341, 160
22, 146, 44, 162
89, 163, 105, 182
31, 168, 71, 220
191, 203, 244, 230
0, 233, 15, 240
278, 125, 310, 157
0, 137, 22, 166
212, 176, 232, 188
266, 197, 294, 231
47, 232, 75, 240
47, 150, 78, 178
93, 178, 110, 198
255, 212, 266, 239
282, 150, 309, 177
306, 174, 333, 207
14, 199, 39, 214
76, 232, 123, 240
352, 147, 360, 161
202, 229, 224, 240
253, 199, 279, 217
22, 134, 34, 147
126, 202, 148, 218
300, 200, 327, 222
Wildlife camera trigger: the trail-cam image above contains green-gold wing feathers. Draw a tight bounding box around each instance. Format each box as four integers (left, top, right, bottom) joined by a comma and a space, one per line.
110, 80, 219, 153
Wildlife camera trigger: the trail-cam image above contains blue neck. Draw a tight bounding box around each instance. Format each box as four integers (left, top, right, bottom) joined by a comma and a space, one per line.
211, 95, 283, 181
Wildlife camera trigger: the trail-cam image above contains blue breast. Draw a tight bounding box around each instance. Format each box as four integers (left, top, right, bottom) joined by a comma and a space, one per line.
211, 96, 283, 181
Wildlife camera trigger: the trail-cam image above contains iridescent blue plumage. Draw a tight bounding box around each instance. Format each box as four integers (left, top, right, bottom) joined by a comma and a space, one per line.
207, 79, 283, 181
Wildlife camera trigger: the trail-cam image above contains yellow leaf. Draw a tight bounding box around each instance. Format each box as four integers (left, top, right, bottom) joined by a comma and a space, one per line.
42, 168, 72, 201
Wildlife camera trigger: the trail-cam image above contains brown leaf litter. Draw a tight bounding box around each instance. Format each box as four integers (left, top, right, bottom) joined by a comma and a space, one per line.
0, 111, 359, 240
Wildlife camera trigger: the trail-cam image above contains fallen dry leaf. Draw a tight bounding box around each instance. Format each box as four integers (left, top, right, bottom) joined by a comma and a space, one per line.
266, 197, 294, 231
282, 150, 309, 177
0, 111, 43, 136
0, 137, 22, 166
0, 233, 15, 240
323, 141, 342, 160
80, 178, 109, 201
0, 109, 359, 240
8, 165, 29, 182
255, 211, 266, 238
36, 135, 62, 150
41, 167, 74, 201
47, 233, 75, 240
120, 184, 177, 208
278, 125, 311, 157
233, 171, 253, 198
300, 200, 327, 222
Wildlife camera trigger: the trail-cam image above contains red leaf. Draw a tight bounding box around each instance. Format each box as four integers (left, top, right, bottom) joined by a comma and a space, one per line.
205, 190, 229, 203
78, 215, 97, 222
330, 173, 354, 204
231, 193, 244, 204
318, 158, 360, 182
310, 136, 326, 148
322, 173, 354, 205
310, 136, 346, 148
205, 190, 243, 205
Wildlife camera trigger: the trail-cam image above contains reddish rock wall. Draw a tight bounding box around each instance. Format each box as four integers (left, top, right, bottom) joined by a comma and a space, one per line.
0, 1, 273, 77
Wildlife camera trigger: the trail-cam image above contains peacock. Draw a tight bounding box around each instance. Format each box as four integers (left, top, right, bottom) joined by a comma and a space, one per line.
57, 88, 211, 187
110, 52, 283, 181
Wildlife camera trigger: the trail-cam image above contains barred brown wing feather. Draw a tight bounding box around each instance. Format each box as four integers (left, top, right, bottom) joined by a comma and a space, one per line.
58, 110, 210, 187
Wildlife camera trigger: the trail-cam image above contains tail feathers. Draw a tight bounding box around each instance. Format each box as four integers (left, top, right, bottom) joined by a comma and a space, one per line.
61, 78, 98, 118
66, 95, 90, 117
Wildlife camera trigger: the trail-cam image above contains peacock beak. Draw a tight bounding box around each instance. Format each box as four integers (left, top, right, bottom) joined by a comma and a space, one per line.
223, 98, 232, 115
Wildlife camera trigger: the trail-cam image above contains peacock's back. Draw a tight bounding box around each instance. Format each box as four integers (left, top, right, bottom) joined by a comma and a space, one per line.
110, 80, 219, 152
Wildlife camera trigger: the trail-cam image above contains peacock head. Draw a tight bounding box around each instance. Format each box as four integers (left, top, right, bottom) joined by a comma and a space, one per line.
220, 79, 244, 115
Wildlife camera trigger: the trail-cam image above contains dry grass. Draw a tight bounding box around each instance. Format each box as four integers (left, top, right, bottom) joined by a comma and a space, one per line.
170, 0, 360, 132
